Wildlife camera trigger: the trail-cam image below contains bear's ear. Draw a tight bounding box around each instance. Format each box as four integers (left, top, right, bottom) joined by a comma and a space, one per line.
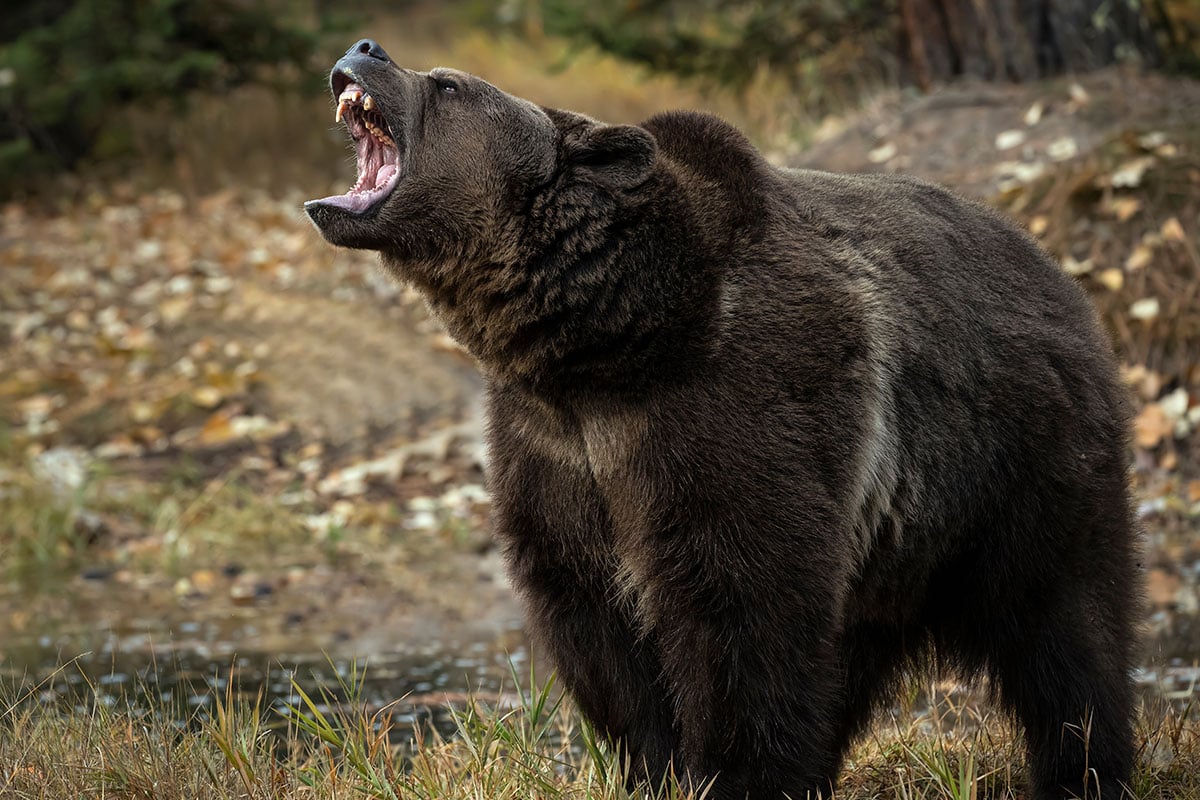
569, 124, 657, 189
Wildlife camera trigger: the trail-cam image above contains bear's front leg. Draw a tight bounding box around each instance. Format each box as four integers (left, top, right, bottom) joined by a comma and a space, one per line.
486, 397, 681, 788
643, 537, 849, 800
625, 480, 854, 799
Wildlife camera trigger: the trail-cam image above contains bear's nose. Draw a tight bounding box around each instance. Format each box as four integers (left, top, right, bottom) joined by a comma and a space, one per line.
347, 39, 391, 63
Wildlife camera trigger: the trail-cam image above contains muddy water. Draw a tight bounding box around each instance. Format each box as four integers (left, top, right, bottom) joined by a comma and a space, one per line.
1, 633, 532, 743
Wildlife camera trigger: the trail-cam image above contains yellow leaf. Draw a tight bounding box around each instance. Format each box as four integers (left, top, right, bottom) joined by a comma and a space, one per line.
158, 297, 192, 326
1096, 268, 1124, 291
1028, 216, 1049, 236
129, 400, 158, 424
1062, 256, 1094, 276
1106, 196, 1141, 221
197, 411, 236, 445
191, 385, 224, 408
1125, 245, 1153, 271
1023, 101, 1045, 127
1161, 216, 1186, 243
868, 142, 896, 164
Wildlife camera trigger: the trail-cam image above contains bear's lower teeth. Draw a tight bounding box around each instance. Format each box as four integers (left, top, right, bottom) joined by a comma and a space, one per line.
365, 120, 394, 147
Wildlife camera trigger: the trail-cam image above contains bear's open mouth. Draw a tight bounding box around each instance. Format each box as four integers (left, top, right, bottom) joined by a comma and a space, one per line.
312, 78, 402, 214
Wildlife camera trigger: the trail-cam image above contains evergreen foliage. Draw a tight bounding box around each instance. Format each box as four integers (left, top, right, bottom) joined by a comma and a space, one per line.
0, 0, 329, 181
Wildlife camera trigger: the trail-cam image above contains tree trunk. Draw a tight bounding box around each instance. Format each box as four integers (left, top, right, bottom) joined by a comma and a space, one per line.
901, 0, 1161, 85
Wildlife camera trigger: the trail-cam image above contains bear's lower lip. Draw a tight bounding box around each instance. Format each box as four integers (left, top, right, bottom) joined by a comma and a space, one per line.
306, 167, 400, 215
307, 78, 402, 216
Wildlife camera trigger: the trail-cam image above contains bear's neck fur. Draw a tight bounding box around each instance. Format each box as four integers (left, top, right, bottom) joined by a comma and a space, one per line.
392, 110, 773, 402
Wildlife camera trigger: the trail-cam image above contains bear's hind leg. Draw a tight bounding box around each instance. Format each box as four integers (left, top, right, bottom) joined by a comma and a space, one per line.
989, 586, 1135, 799
831, 622, 917, 761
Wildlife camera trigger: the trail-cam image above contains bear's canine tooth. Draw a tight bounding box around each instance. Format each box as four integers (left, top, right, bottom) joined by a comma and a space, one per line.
363, 95, 375, 111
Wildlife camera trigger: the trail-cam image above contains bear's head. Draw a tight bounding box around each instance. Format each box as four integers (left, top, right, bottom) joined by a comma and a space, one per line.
305, 40, 657, 277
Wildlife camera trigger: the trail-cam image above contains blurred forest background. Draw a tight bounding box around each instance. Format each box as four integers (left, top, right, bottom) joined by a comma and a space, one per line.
2, 0, 1200, 791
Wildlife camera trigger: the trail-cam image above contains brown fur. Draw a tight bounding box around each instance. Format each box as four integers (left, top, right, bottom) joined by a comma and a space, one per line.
307, 41, 1141, 799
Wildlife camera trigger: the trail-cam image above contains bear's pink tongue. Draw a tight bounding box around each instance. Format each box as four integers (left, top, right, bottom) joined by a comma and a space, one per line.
376, 164, 398, 186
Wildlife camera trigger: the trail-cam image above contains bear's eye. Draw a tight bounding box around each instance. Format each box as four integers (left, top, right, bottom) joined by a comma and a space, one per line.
437, 79, 459, 95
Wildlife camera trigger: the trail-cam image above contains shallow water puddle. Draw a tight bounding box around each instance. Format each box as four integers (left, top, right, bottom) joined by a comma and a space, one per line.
0, 635, 532, 743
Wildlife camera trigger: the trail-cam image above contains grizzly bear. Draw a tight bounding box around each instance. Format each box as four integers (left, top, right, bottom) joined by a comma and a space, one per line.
307, 39, 1140, 800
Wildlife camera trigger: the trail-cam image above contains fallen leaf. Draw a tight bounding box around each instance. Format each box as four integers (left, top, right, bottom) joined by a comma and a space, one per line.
66, 310, 90, 330
1136, 370, 1163, 402
995, 161, 1046, 185
1122, 363, 1147, 386
995, 130, 1026, 151
1028, 216, 1048, 237
191, 569, 218, 592
868, 142, 897, 164
1161, 217, 1186, 242
1062, 256, 1094, 276
1129, 297, 1160, 320
158, 297, 191, 325
1134, 403, 1171, 448
1023, 101, 1045, 127
1125, 244, 1153, 271
131, 426, 165, 446
128, 400, 156, 424
191, 385, 224, 408
227, 415, 289, 441
196, 410, 235, 445
1187, 480, 1200, 504
1110, 157, 1155, 188
1106, 196, 1142, 221
1096, 268, 1123, 290
1137, 131, 1167, 150
1147, 566, 1180, 607
93, 436, 143, 459
1160, 387, 1189, 421
1047, 137, 1078, 161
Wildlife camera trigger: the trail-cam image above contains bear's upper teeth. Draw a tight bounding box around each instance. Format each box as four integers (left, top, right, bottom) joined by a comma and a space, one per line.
335, 85, 372, 123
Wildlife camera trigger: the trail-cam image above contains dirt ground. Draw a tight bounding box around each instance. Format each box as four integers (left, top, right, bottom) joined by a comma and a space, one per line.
794, 67, 1200, 196
2, 66, 1199, 667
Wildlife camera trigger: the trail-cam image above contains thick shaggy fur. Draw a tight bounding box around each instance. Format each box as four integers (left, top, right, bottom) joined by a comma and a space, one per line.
307, 43, 1141, 799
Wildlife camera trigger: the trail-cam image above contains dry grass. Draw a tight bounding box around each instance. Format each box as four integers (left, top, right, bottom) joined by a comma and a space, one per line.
1, 665, 1198, 800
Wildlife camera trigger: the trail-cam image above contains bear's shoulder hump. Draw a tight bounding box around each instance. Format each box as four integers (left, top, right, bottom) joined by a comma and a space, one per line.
640, 110, 771, 190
